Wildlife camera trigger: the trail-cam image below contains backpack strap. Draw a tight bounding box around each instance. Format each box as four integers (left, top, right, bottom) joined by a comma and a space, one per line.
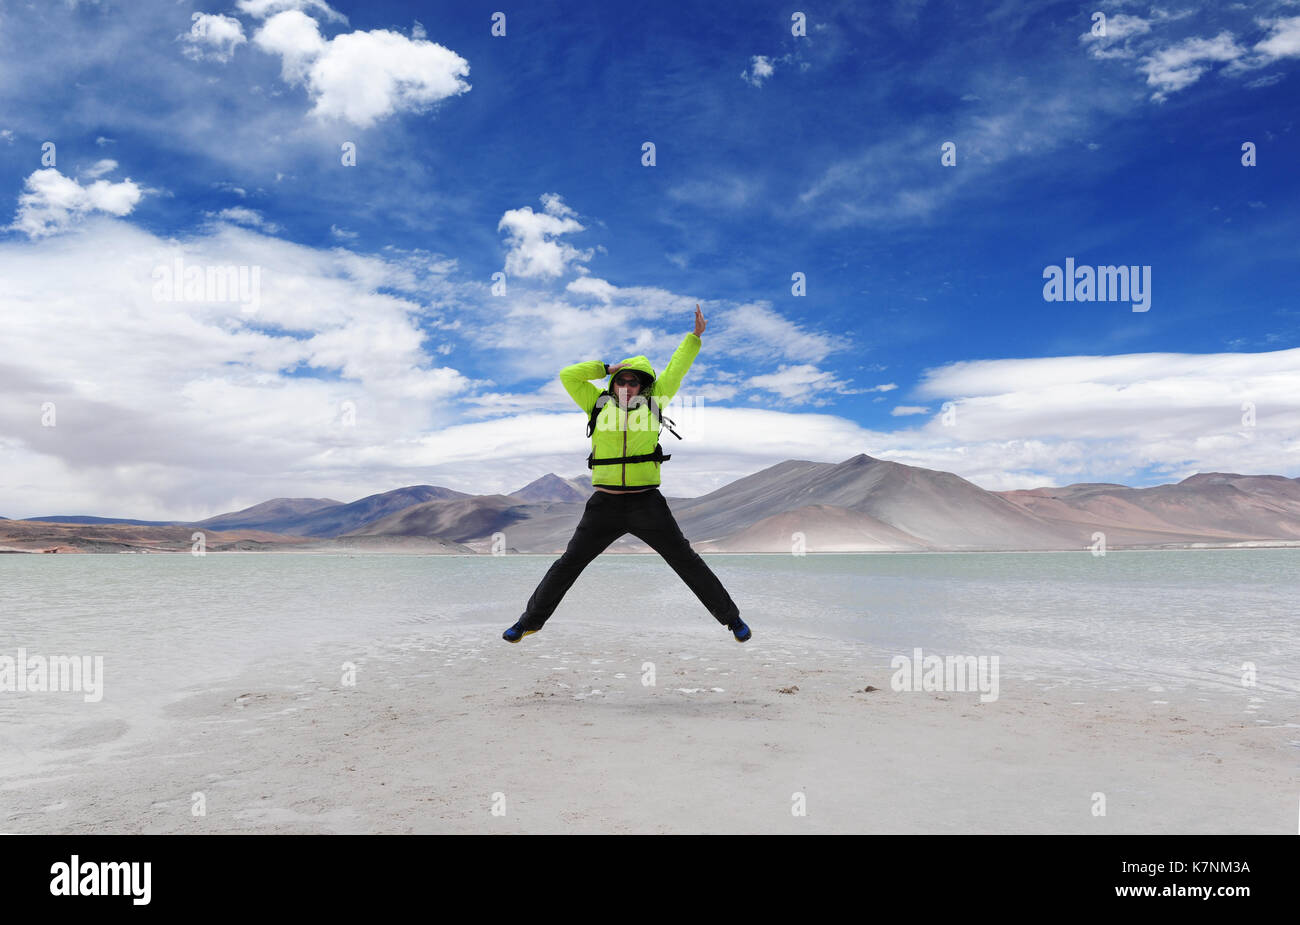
646, 395, 681, 440
586, 391, 612, 437
587, 391, 683, 440
587, 443, 673, 469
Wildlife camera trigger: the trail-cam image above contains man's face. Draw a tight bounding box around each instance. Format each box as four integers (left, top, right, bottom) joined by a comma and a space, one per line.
613, 373, 641, 403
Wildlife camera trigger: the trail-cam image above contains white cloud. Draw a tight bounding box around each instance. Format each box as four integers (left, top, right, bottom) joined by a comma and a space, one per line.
746, 364, 864, 405
709, 302, 851, 365
902, 349, 1300, 487
1245, 71, 1285, 89
252, 10, 471, 127
83, 158, 118, 179
667, 175, 757, 209
1139, 32, 1245, 100
4, 215, 1297, 511
497, 193, 593, 280
208, 206, 282, 233
1254, 14, 1300, 60
253, 9, 326, 83
235, 0, 347, 23
0, 217, 477, 517
330, 223, 358, 240
181, 13, 247, 63
741, 54, 775, 87
1079, 12, 1153, 59
565, 275, 618, 303
8, 168, 144, 238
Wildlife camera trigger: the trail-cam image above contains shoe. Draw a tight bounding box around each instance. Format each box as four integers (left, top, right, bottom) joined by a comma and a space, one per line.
726, 616, 751, 643
503, 620, 540, 643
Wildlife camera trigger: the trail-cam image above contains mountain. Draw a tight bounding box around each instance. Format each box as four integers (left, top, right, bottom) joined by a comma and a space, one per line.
197, 486, 471, 536
695, 504, 929, 552
11, 459, 1300, 554
508, 473, 592, 503
996, 472, 1300, 545
18, 515, 182, 526
344, 494, 531, 543
670, 454, 1080, 550
189, 498, 341, 532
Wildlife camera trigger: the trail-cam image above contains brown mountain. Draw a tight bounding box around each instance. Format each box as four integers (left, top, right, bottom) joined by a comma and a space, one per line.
12, 459, 1300, 555
508, 473, 593, 503
670, 454, 1080, 550
996, 472, 1300, 545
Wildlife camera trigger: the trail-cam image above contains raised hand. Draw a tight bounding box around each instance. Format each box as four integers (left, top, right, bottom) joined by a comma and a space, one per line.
694, 303, 706, 337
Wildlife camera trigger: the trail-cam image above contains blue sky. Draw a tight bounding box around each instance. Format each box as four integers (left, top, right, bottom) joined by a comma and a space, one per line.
0, 0, 1298, 519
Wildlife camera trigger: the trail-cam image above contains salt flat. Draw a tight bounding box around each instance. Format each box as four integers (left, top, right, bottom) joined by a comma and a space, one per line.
4, 623, 1294, 834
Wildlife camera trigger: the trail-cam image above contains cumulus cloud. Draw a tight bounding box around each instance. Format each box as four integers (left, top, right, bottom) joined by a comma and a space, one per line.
251, 10, 470, 126
901, 349, 1300, 487
235, 0, 347, 23
0, 217, 476, 517
497, 193, 593, 280
181, 13, 247, 63
565, 275, 618, 303
8, 168, 144, 238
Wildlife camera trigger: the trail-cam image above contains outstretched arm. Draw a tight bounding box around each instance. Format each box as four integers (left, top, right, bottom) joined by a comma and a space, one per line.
654, 305, 706, 403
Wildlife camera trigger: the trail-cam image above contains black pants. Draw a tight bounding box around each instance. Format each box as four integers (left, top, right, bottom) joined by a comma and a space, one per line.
518, 488, 740, 629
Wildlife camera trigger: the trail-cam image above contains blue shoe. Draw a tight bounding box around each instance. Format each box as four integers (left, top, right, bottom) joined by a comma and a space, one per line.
726, 616, 751, 643
503, 620, 540, 643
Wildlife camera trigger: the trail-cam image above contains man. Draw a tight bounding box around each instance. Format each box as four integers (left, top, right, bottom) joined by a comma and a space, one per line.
503, 304, 751, 643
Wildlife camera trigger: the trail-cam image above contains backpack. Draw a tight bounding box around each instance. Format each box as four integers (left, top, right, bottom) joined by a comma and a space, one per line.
584, 391, 682, 470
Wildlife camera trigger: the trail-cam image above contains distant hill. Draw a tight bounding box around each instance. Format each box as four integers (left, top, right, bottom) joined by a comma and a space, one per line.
997, 472, 1300, 545
190, 497, 341, 532
508, 473, 592, 503
670, 454, 1078, 550
18, 515, 182, 527
196, 486, 471, 536
10, 460, 1300, 554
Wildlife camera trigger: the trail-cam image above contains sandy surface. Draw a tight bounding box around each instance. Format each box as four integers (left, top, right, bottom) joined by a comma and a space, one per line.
3, 623, 1296, 834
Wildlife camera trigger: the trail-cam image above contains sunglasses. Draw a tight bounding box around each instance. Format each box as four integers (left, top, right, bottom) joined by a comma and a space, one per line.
613, 376, 642, 386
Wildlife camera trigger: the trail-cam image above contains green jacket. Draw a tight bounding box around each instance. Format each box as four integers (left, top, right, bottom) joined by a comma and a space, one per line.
560, 332, 701, 491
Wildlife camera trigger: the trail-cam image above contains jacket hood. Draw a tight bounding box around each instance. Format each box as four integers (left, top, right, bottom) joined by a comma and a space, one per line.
609, 355, 657, 391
